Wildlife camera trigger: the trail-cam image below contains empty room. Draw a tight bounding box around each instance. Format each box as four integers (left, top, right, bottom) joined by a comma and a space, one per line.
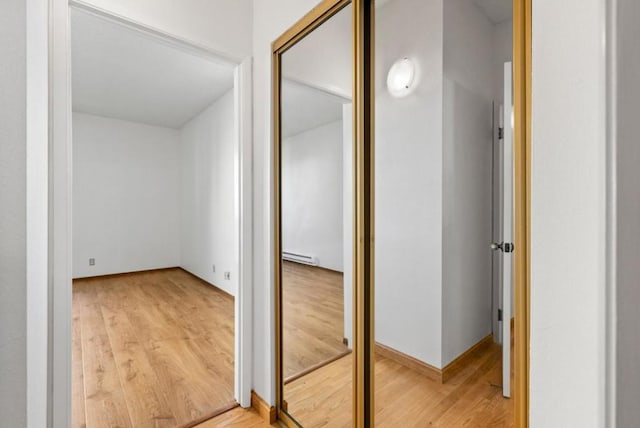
70, 6, 242, 427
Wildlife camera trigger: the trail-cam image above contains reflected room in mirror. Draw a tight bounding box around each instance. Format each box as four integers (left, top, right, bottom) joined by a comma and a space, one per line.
278, 2, 354, 427
373, 0, 515, 425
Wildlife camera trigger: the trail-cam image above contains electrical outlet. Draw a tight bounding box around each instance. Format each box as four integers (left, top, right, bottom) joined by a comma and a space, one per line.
212, 264, 216, 273
224, 272, 231, 280
89, 258, 95, 266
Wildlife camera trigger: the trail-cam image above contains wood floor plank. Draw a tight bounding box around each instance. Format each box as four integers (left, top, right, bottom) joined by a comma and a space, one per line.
80, 300, 133, 428
72, 284, 87, 428
283, 342, 514, 428
195, 407, 279, 428
144, 337, 227, 424
282, 262, 349, 380
100, 305, 177, 427
73, 269, 236, 428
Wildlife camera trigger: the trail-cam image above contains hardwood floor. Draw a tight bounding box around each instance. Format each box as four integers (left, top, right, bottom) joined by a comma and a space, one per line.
194, 407, 279, 428
282, 261, 349, 380
197, 337, 512, 428
284, 339, 514, 427
73, 264, 512, 427
72, 268, 235, 428
280, 260, 513, 427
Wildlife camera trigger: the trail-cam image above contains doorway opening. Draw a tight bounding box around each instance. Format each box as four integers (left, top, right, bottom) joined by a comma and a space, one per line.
68, 4, 252, 427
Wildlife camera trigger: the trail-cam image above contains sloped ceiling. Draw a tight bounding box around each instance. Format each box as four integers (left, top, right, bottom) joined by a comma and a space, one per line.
71, 8, 235, 129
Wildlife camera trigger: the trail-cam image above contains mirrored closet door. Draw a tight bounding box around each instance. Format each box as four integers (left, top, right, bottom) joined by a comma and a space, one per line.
274, 0, 529, 426
274, 1, 354, 426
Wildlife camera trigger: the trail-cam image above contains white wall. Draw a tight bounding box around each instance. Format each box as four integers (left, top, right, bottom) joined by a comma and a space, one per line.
72, 113, 181, 278
0, 1, 28, 424
1, 0, 49, 425
282, 121, 344, 272
493, 19, 513, 105
614, 0, 640, 425
78, 0, 252, 61
443, 0, 495, 101
530, 0, 607, 426
180, 90, 238, 296
373, 0, 445, 367
252, 0, 325, 404
441, 0, 495, 366
442, 80, 494, 365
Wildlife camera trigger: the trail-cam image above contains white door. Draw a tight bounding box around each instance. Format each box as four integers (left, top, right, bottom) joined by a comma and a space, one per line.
501, 61, 514, 398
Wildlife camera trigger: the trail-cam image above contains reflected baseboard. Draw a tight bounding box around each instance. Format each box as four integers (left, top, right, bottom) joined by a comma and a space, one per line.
180, 401, 239, 428
284, 348, 352, 385
375, 342, 443, 383
376, 334, 494, 384
441, 335, 494, 383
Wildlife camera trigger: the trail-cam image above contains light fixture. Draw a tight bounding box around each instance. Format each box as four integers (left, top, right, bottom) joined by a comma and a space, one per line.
387, 57, 416, 98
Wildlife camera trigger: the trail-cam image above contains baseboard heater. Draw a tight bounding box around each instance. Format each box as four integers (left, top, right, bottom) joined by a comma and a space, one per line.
282, 251, 318, 266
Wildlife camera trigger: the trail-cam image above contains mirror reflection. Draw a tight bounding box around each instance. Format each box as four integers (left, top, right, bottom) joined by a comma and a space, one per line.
373, 0, 515, 425
279, 3, 353, 426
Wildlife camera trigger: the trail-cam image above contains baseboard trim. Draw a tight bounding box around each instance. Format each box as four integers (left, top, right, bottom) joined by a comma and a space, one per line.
375, 342, 443, 383
74, 266, 234, 300
376, 334, 494, 384
441, 334, 494, 383
284, 348, 352, 385
251, 391, 276, 424
180, 401, 239, 428
177, 267, 234, 300
73, 266, 178, 281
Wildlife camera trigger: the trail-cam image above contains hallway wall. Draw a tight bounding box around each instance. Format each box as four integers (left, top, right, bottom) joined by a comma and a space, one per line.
0, 1, 28, 425
0, 0, 48, 426
614, 0, 640, 424
442, 0, 495, 366
531, 0, 607, 426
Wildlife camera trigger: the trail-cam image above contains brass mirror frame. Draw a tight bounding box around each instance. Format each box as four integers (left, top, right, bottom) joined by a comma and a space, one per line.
272, 1, 374, 426
273, 0, 530, 426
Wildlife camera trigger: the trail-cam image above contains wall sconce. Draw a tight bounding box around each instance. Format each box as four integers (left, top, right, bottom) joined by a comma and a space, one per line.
387, 57, 416, 98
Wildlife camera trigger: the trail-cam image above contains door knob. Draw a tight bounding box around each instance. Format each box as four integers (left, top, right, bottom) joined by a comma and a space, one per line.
491, 242, 515, 253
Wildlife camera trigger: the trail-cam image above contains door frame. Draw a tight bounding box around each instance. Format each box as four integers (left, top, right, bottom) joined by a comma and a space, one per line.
513, 0, 532, 424
47, 1, 254, 426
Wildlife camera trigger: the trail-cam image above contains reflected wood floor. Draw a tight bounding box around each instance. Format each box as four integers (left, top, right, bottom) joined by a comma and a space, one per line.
199, 341, 513, 428
282, 261, 349, 380
72, 268, 235, 428
284, 339, 514, 427
195, 407, 279, 427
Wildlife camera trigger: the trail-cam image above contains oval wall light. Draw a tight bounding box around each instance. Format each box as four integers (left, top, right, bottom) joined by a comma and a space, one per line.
387, 57, 416, 98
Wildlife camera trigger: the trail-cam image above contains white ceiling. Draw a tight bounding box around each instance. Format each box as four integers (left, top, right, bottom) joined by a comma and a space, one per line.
71, 8, 235, 129
281, 80, 347, 139
471, 0, 513, 24
378, 0, 512, 25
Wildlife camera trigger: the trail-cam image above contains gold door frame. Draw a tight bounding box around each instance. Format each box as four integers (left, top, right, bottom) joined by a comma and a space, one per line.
513, 0, 532, 425
272, 0, 530, 426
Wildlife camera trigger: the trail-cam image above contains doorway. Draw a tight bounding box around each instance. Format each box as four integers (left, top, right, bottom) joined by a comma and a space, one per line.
50, 2, 253, 426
